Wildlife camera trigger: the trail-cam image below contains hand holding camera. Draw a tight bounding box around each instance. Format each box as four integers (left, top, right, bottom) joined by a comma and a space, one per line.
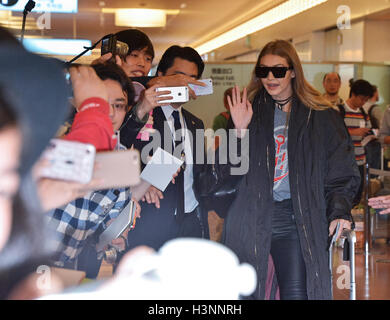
92, 52, 123, 67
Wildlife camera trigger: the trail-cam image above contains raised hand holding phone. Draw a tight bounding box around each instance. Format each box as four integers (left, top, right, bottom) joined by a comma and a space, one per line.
135, 84, 173, 120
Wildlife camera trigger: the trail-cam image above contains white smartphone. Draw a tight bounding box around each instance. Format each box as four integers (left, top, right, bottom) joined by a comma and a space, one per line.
156, 86, 189, 103
188, 78, 213, 96
39, 139, 96, 184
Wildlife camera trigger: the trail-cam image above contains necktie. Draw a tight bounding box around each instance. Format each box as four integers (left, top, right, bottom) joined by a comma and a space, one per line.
172, 110, 182, 147
171, 110, 185, 221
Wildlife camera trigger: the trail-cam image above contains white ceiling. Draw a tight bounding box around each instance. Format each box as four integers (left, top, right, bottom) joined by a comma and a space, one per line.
2, 0, 390, 63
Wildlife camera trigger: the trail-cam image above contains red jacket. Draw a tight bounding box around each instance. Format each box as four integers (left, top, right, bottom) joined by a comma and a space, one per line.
64, 98, 116, 151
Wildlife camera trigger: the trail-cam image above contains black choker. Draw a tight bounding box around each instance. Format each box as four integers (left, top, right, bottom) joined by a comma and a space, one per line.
274, 96, 293, 110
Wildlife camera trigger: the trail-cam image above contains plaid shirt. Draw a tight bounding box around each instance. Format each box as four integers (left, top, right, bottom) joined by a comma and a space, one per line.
46, 187, 132, 267
45, 144, 132, 267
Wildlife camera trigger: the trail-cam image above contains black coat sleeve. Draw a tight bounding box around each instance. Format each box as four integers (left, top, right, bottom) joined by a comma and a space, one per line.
324, 109, 361, 223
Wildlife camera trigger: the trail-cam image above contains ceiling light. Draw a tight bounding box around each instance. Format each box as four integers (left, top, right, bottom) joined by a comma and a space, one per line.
102, 8, 180, 27
115, 9, 166, 27
194, 0, 329, 55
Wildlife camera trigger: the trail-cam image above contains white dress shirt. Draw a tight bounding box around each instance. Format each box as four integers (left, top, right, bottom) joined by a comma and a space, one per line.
161, 105, 199, 213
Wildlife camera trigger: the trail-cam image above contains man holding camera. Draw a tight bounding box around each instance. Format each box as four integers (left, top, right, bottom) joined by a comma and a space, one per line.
124, 45, 210, 253
93, 29, 206, 148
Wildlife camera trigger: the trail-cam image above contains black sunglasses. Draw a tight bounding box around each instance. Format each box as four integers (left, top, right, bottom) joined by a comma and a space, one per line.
255, 66, 293, 78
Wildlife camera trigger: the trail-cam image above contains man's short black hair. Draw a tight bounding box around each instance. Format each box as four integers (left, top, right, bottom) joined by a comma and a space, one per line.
92, 63, 135, 107
349, 79, 374, 98
323, 72, 341, 82
156, 45, 205, 79
115, 29, 154, 60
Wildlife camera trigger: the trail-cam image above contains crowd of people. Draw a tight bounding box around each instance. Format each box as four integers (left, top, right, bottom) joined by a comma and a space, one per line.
1, 24, 390, 301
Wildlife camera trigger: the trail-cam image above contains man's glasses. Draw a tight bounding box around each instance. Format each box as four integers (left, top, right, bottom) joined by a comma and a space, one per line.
255, 66, 293, 79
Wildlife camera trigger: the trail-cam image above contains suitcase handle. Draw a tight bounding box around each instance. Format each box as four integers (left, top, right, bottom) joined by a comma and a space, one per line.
329, 228, 356, 300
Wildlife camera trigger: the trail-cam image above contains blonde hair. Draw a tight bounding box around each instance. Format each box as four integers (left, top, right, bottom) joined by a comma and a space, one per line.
247, 40, 334, 111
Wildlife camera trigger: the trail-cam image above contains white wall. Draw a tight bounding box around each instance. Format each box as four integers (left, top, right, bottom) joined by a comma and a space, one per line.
325, 21, 364, 62
364, 20, 390, 63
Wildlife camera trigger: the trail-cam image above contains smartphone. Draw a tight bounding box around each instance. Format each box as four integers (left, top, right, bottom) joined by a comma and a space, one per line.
39, 139, 96, 184
93, 149, 141, 189
156, 86, 189, 104
188, 78, 213, 96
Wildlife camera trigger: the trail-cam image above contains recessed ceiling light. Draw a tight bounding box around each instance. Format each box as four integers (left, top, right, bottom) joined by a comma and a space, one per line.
102, 8, 180, 27
115, 9, 166, 27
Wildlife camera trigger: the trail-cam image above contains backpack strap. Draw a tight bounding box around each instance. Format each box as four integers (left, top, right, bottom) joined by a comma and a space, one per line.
359, 107, 368, 122
337, 104, 346, 118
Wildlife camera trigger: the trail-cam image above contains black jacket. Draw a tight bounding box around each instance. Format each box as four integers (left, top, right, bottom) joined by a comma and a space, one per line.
213, 89, 360, 299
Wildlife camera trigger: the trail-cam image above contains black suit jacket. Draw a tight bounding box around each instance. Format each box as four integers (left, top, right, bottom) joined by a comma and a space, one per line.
127, 106, 210, 251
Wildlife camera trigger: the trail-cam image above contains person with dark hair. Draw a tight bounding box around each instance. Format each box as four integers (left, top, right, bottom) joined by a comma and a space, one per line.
322, 72, 343, 106
124, 45, 210, 254
156, 45, 205, 78
96, 29, 154, 78
94, 30, 206, 148
45, 63, 147, 279
207, 40, 359, 300
338, 79, 376, 206
92, 29, 175, 149
108, 28, 154, 78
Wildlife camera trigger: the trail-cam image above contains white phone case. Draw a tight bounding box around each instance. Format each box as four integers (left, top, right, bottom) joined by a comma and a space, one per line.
156, 86, 189, 103
188, 78, 213, 96
40, 139, 96, 184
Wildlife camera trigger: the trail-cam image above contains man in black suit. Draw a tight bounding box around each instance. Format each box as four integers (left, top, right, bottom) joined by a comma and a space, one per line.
125, 46, 209, 252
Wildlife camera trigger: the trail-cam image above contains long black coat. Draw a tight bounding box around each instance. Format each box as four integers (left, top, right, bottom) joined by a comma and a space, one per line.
214, 89, 360, 300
